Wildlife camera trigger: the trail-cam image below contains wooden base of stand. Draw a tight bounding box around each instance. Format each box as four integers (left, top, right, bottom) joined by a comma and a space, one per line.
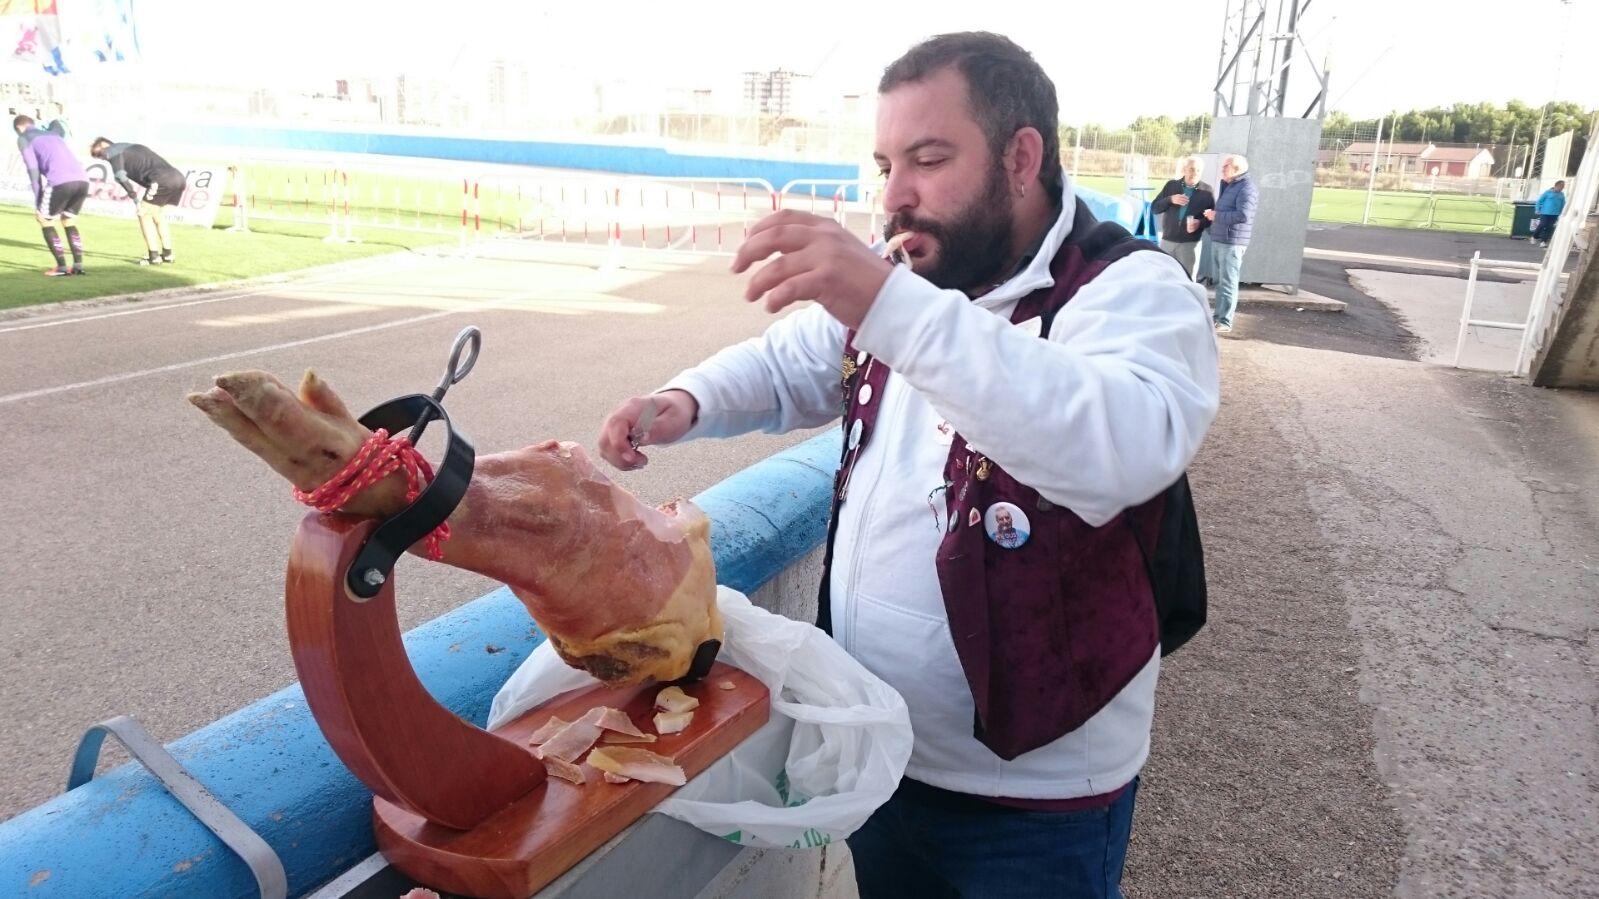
375, 662, 769, 899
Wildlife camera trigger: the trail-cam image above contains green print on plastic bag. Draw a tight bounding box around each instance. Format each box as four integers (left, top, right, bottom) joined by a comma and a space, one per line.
775, 769, 812, 808
788, 828, 832, 849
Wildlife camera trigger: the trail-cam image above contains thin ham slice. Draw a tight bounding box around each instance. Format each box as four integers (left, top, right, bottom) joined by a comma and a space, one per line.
585, 746, 687, 786
527, 716, 570, 746
534, 706, 650, 762
601, 730, 657, 744
189, 369, 724, 686
543, 756, 587, 785
591, 707, 650, 740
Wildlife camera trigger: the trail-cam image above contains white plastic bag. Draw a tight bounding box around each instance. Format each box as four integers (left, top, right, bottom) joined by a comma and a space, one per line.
488, 586, 913, 849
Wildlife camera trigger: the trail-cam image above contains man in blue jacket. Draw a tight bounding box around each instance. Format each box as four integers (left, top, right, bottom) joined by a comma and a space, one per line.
1533, 180, 1566, 247
1203, 154, 1258, 332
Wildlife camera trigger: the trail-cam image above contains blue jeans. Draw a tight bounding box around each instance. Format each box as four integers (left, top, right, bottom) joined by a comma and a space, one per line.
848, 777, 1140, 899
1213, 241, 1248, 326
1533, 213, 1559, 241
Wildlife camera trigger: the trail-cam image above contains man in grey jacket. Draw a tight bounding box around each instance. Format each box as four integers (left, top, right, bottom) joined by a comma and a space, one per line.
1203, 154, 1258, 332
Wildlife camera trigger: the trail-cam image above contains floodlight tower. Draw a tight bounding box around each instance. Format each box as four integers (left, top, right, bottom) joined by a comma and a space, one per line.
1212, 0, 1331, 120
1204, 0, 1332, 294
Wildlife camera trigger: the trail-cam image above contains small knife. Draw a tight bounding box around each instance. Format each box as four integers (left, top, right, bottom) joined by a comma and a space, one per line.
628, 398, 660, 450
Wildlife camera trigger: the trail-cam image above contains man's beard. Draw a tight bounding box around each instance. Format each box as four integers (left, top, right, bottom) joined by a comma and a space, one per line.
884, 163, 1016, 293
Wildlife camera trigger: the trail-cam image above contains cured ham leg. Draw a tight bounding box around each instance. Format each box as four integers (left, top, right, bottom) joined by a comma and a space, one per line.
188, 370, 722, 685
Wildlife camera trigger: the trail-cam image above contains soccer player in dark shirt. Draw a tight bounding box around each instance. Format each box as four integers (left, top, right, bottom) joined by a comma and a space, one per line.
90, 137, 186, 265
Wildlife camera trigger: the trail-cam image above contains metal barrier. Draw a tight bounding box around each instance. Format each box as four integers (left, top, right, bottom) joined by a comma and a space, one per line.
1517, 137, 1599, 375
324, 171, 359, 244
1452, 251, 1543, 369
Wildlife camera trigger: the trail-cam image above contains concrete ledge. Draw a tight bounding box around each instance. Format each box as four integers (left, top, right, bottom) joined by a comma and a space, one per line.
0, 432, 841, 898
1235, 286, 1346, 312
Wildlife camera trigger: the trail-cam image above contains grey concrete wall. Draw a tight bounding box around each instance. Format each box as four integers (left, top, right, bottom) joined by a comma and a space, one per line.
695, 841, 856, 899
1207, 116, 1322, 291
1532, 220, 1599, 388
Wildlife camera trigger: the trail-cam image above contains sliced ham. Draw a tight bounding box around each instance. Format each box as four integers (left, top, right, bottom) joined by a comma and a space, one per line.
586, 746, 687, 786
591, 707, 650, 740
534, 707, 607, 762
189, 369, 724, 686
601, 730, 657, 744
534, 706, 651, 762
543, 756, 587, 785
527, 716, 570, 746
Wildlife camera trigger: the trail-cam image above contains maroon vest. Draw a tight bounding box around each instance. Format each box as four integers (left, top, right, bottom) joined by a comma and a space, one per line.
819, 204, 1164, 760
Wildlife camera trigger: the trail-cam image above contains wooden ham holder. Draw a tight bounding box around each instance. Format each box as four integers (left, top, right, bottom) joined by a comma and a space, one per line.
281, 330, 770, 898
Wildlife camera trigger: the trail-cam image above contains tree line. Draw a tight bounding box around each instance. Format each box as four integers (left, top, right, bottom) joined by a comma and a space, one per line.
1061, 101, 1597, 162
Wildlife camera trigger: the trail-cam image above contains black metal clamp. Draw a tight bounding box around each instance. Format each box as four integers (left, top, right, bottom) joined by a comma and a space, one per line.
345, 327, 481, 600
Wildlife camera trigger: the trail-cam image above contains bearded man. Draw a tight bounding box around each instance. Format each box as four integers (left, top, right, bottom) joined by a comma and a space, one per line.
596, 31, 1218, 899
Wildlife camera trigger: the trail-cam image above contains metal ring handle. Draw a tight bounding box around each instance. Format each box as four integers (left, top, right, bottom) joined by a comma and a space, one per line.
409, 326, 482, 446
434, 326, 482, 400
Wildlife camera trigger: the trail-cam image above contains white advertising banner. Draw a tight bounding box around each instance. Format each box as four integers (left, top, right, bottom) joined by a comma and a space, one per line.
1, 153, 230, 227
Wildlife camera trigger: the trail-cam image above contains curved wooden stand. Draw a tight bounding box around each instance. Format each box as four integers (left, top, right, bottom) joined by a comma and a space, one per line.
285, 513, 547, 830
285, 512, 770, 899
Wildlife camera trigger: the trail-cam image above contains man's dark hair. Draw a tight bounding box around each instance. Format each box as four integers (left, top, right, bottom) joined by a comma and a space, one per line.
13, 114, 34, 130
90, 137, 112, 157
879, 32, 1063, 200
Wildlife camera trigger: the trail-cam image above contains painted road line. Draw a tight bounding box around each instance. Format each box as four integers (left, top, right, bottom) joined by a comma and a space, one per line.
0, 310, 459, 407
0, 255, 439, 335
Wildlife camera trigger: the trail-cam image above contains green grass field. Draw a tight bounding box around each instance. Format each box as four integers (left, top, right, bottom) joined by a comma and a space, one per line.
0, 204, 451, 312
1074, 173, 1508, 234
235, 163, 469, 234
1309, 187, 1507, 231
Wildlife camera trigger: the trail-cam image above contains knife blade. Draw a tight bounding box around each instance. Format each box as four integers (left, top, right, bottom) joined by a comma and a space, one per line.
628, 398, 660, 450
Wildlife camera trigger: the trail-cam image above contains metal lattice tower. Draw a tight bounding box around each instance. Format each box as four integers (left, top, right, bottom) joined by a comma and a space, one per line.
1213, 0, 1331, 119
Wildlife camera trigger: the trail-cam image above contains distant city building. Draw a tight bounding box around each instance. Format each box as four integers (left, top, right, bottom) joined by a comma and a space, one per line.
742, 69, 810, 117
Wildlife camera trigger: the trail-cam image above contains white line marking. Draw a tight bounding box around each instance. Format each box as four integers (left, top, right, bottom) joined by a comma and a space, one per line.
0, 256, 438, 335
0, 310, 457, 407
0, 291, 278, 334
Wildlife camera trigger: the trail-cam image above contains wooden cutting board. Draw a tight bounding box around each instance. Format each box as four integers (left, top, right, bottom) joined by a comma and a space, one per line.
374, 661, 769, 899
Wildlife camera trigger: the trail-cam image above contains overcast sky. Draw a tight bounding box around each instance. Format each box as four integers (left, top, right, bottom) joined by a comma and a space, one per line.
116, 0, 1599, 124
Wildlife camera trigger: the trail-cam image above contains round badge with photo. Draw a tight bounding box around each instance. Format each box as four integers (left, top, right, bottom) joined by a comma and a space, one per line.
984, 502, 1031, 550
